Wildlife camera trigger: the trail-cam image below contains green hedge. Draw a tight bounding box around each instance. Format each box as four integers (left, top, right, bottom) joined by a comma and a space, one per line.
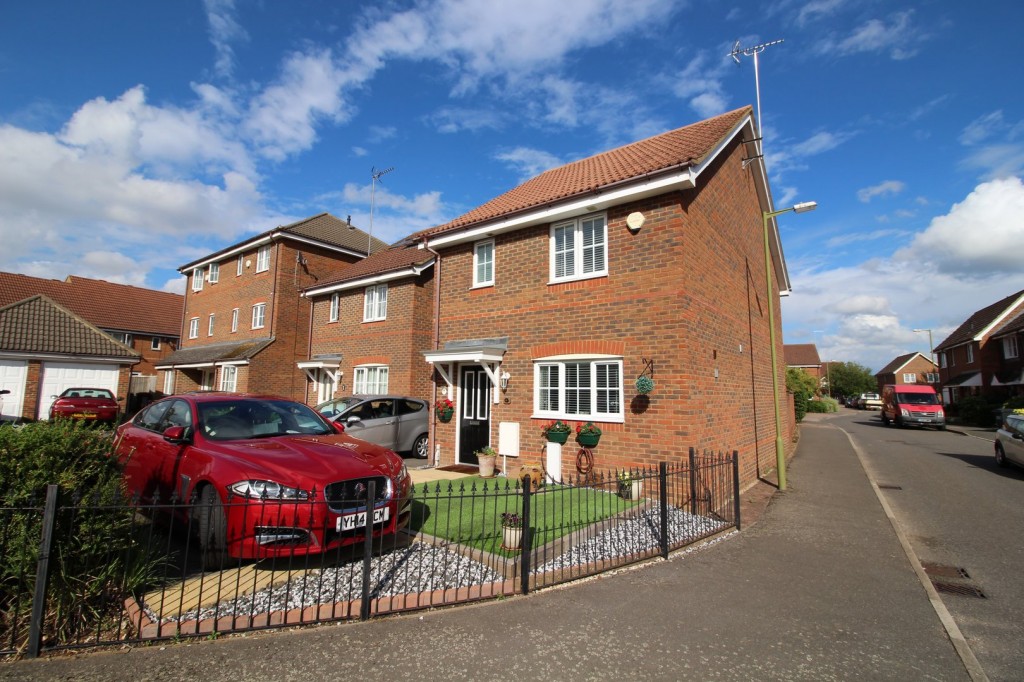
805, 397, 839, 413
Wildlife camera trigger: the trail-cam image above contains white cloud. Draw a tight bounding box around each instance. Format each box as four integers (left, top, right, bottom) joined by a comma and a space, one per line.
958, 110, 1024, 179
428, 107, 506, 134
203, 0, 248, 79
494, 147, 565, 182
857, 180, 906, 203
796, 0, 848, 27
816, 11, 924, 60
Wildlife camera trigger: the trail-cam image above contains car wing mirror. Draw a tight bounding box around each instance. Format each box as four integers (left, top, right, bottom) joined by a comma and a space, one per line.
162, 425, 192, 444
331, 420, 346, 434
346, 415, 361, 424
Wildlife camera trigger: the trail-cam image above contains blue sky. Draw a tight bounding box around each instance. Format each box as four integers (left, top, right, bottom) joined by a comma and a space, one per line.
2, 0, 1023, 373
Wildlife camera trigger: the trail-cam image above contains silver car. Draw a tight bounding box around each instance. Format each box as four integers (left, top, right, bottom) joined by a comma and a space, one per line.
995, 412, 1024, 469
316, 395, 430, 458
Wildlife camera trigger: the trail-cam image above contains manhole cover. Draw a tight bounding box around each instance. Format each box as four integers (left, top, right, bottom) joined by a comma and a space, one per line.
922, 562, 970, 579
931, 581, 986, 599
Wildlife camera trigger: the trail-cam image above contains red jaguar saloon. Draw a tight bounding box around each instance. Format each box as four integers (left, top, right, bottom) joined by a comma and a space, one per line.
49, 387, 120, 424
112, 393, 413, 569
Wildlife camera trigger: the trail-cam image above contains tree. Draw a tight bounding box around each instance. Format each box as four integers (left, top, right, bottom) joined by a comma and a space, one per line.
786, 367, 819, 397
827, 361, 877, 398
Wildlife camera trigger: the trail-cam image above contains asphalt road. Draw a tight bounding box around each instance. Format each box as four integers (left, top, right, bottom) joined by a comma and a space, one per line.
828, 408, 1023, 681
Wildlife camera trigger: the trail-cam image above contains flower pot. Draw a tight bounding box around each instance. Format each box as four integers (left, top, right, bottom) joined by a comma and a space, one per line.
436, 407, 454, 423
546, 431, 570, 444
502, 525, 523, 551
478, 454, 497, 477
577, 433, 600, 447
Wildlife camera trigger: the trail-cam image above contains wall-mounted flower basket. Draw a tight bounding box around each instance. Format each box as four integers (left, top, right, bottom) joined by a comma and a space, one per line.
635, 375, 655, 395
542, 420, 571, 444
577, 432, 600, 447
546, 431, 570, 444
435, 398, 455, 423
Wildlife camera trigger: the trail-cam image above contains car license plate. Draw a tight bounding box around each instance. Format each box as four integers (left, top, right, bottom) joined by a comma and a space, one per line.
337, 506, 389, 531
72, 413, 97, 419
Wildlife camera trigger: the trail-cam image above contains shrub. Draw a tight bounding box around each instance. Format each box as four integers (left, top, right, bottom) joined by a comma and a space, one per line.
0, 421, 164, 649
952, 395, 1002, 427
793, 391, 810, 422
806, 397, 839, 413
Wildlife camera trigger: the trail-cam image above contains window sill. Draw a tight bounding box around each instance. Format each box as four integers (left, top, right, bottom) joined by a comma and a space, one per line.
362, 318, 387, 324
531, 414, 624, 425
470, 283, 494, 291
548, 272, 607, 286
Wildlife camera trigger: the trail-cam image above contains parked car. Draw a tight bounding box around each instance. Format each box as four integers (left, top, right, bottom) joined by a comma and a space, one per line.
857, 393, 882, 410
995, 412, 1024, 469
112, 392, 413, 569
49, 387, 121, 425
880, 384, 945, 429
316, 395, 429, 458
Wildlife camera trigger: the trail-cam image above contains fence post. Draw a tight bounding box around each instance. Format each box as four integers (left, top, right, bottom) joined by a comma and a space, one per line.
28, 485, 59, 659
659, 462, 669, 559
688, 447, 697, 517
359, 481, 376, 621
732, 450, 742, 531
519, 475, 531, 595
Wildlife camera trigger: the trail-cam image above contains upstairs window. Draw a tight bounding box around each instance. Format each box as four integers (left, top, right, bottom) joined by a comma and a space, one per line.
534, 357, 623, 422
188, 317, 199, 339
237, 254, 244, 276
329, 293, 340, 322
108, 331, 132, 346
902, 373, 917, 384
925, 372, 939, 383
1004, 336, 1019, 359
231, 308, 239, 333
256, 245, 271, 272
966, 345, 974, 364
192, 267, 204, 292
474, 240, 494, 287
151, 337, 161, 351
364, 284, 387, 322
208, 314, 215, 336
208, 262, 219, 283
252, 303, 266, 329
551, 213, 607, 283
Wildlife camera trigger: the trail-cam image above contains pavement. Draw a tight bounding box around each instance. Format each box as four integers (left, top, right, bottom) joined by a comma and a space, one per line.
3, 415, 979, 681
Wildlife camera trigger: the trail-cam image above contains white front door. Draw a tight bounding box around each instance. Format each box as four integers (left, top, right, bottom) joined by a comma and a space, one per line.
200, 369, 214, 391
39, 362, 120, 419
316, 369, 335, 404
0, 359, 27, 421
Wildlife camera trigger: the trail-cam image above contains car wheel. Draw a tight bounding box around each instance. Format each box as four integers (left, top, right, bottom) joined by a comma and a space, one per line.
412, 434, 429, 459
196, 485, 229, 570
995, 443, 1008, 468
881, 413, 890, 426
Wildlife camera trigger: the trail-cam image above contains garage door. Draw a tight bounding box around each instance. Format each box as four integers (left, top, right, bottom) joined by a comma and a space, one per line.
0, 359, 27, 422
39, 362, 120, 420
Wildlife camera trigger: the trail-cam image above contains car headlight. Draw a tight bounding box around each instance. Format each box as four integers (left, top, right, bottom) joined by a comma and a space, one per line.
229, 480, 310, 500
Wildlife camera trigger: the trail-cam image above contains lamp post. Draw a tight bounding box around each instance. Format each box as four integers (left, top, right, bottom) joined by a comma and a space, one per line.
913, 328, 934, 363
763, 201, 817, 491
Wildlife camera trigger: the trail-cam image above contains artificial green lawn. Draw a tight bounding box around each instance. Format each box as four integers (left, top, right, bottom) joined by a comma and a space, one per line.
407, 475, 643, 556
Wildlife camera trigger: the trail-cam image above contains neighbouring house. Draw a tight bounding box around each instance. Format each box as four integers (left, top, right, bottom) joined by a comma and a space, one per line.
934, 289, 1024, 404
300, 238, 435, 406
784, 344, 823, 384
412, 106, 796, 488
0, 295, 140, 422
0, 272, 182, 414
874, 352, 939, 392
158, 213, 387, 402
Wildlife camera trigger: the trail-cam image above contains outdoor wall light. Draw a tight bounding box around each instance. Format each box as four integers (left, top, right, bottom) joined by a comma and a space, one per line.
500, 370, 511, 391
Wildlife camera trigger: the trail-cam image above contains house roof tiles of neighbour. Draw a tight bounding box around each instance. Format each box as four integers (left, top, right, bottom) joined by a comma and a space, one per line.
934, 289, 1024, 351
304, 241, 435, 294
0, 295, 140, 359
420, 106, 752, 236
875, 352, 935, 376
0, 271, 183, 337
991, 308, 1024, 338
784, 343, 821, 367
156, 338, 274, 368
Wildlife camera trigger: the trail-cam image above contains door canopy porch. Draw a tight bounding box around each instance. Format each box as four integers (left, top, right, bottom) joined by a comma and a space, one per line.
423, 338, 508, 404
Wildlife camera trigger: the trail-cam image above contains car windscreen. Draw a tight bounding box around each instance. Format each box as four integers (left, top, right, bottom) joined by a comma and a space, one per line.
895, 392, 938, 405
62, 389, 114, 399
199, 399, 335, 440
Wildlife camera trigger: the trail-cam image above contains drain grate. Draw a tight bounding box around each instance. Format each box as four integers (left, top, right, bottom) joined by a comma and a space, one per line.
877, 484, 903, 490
931, 581, 986, 599
922, 562, 971, 580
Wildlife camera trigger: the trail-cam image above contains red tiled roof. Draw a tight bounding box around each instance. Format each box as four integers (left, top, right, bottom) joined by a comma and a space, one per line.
934, 289, 1024, 351
875, 352, 935, 376
0, 295, 140, 360
306, 241, 434, 292
784, 344, 821, 367
0, 272, 184, 337
422, 107, 752, 236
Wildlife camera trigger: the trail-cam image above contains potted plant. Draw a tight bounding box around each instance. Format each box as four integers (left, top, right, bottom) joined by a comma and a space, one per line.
576, 421, 602, 447
635, 375, 655, 395
500, 511, 523, 550
618, 470, 642, 500
435, 396, 455, 423
541, 420, 571, 444
475, 446, 498, 477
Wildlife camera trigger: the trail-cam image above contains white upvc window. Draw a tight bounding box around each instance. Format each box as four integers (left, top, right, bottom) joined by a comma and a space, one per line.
474, 240, 494, 287
329, 293, 340, 322
188, 317, 199, 339
550, 213, 607, 283
163, 370, 175, 395
237, 254, 244, 276
256, 245, 271, 272
534, 357, 623, 422
966, 345, 974, 364
926, 372, 940, 383
219, 365, 238, 392
208, 262, 219, 283
192, 268, 204, 292
1003, 336, 1019, 359
151, 337, 161, 351
231, 308, 239, 333
208, 314, 215, 336
939, 352, 946, 368
903, 373, 917, 384
353, 365, 389, 394
252, 303, 266, 329
364, 284, 387, 322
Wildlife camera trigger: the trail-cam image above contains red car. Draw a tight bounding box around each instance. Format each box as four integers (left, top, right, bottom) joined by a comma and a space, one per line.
49, 387, 121, 424
112, 392, 412, 569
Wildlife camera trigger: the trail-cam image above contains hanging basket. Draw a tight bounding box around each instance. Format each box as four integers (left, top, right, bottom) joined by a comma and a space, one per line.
546, 431, 570, 445
635, 376, 655, 395
577, 433, 601, 447
436, 407, 454, 423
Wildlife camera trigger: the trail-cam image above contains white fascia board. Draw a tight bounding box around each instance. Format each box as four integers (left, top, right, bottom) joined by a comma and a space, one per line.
304, 260, 434, 298
425, 169, 697, 250
975, 292, 1024, 341
297, 359, 342, 369
273, 232, 366, 260
163, 362, 216, 369
423, 349, 506, 364
215, 359, 250, 366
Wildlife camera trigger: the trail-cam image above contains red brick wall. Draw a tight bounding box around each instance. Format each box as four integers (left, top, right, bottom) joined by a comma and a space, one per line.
306, 271, 435, 404
430, 139, 793, 489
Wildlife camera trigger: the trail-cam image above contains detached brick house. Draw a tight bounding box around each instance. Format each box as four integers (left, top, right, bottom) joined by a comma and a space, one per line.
158, 213, 386, 401
934, 289, 1024, 404
412, 106, 797, 486
874, 352, 939, 391
784, 344, 823, 384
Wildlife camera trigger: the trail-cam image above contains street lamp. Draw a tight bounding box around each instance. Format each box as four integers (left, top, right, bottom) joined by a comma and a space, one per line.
763, 201, 817, 491
913, 328, 934, 363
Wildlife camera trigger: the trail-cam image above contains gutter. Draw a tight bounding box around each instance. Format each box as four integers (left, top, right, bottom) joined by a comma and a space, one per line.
422, 237, 442, 468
